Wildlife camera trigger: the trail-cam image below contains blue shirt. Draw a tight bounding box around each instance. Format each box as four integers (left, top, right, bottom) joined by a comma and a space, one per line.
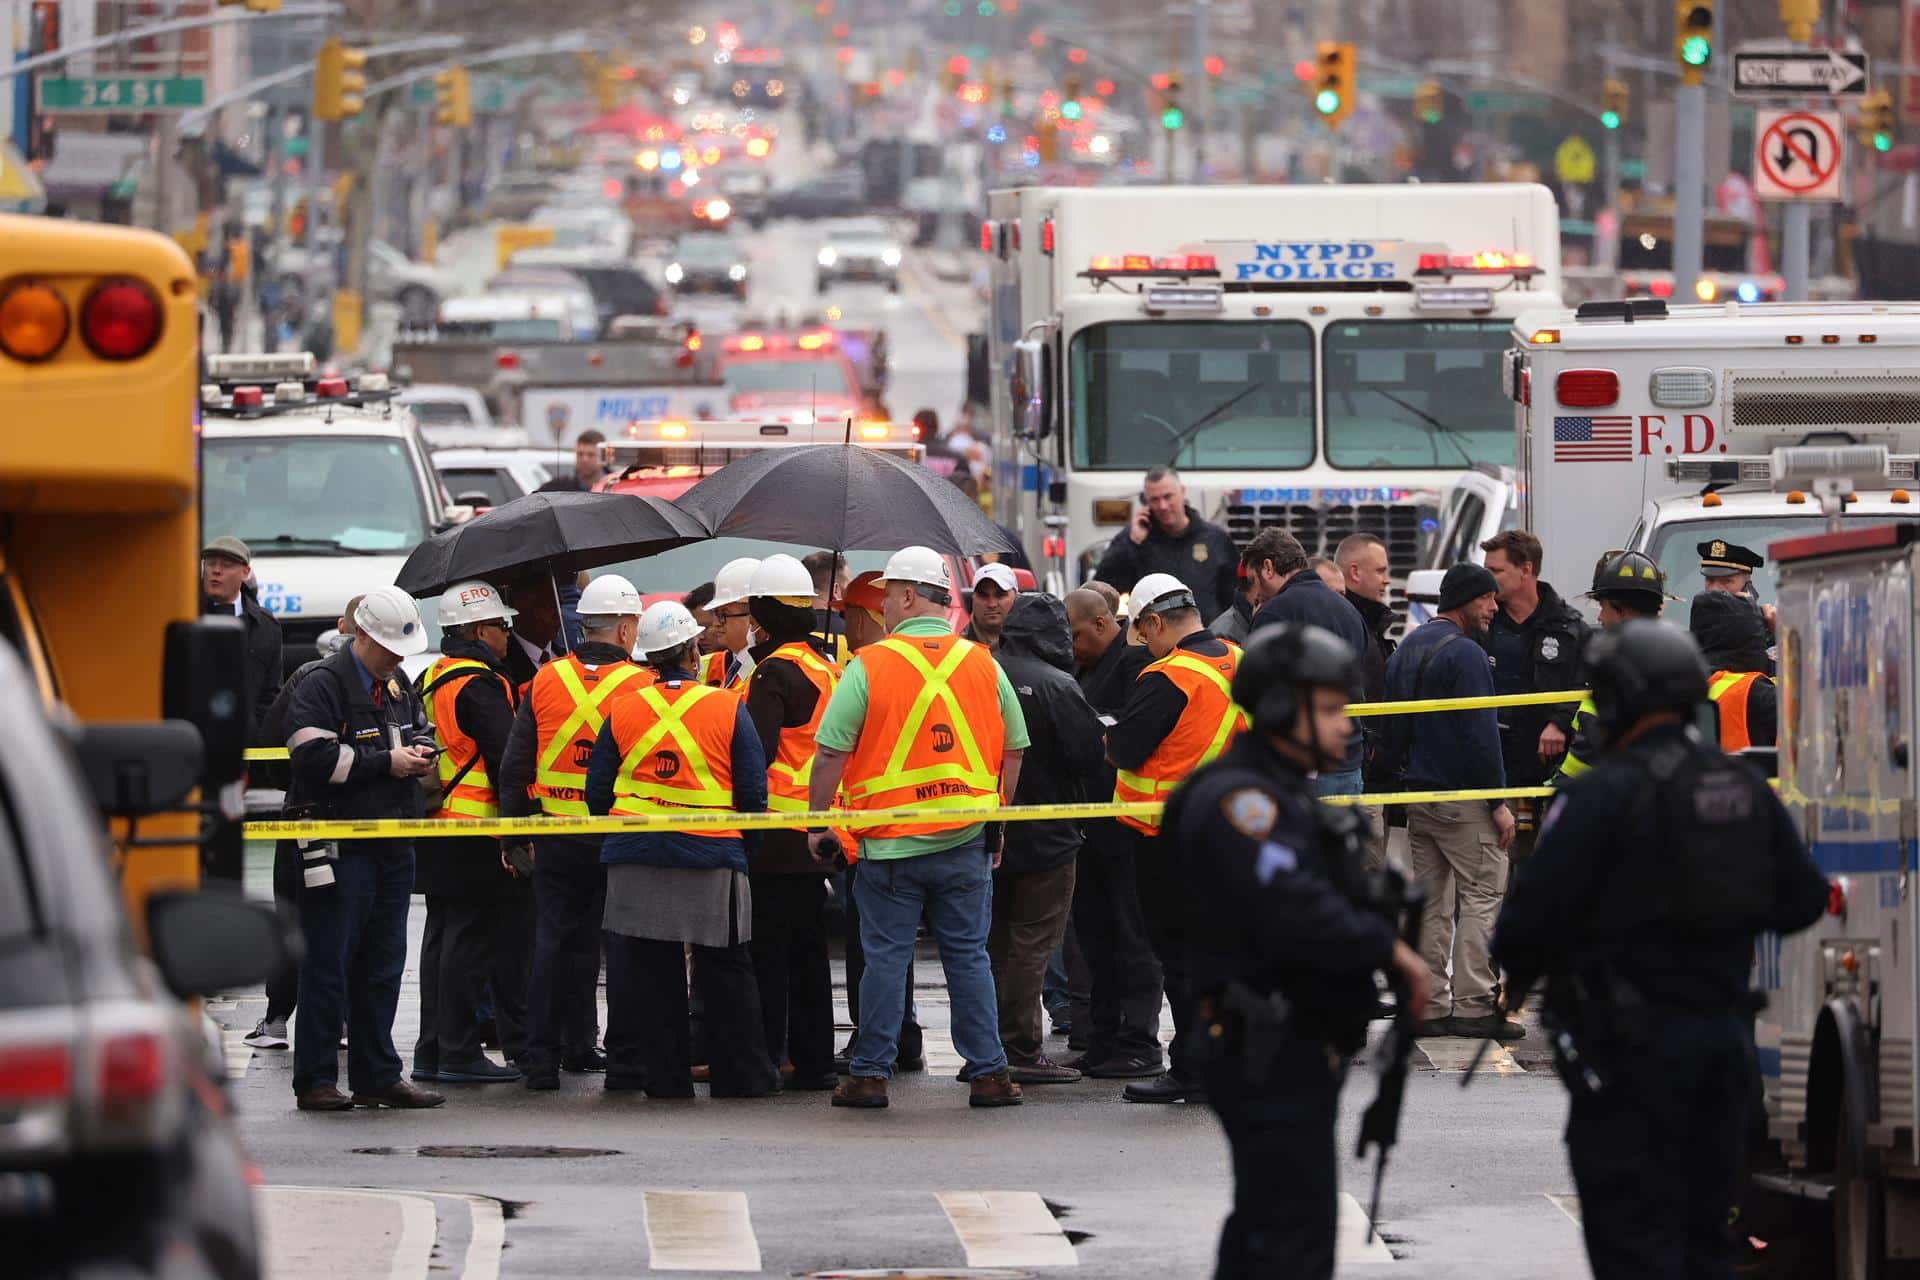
347, 646, 378, 698
585, 668, 768, 873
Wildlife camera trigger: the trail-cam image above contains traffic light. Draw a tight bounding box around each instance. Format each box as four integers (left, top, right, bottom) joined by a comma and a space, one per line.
1600, 78, 1628, 130
313, 37, 367, 122
1064, 72, 1082, 101
594, 62, 623, 111
1413, 80, 1442, 126
217, 0, 283, 11
1313, 41, 1354, 128
1161, 72, 1183, 131
1858, 89, 1895, 153
1674, 2, 1713, 78
434, 65, 471, 128
1037, 120, 1058, 164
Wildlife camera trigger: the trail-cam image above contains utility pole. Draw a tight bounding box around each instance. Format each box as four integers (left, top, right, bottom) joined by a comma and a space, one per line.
1189, 0, 1209, 181
1780, 0, 1820, 300
1671, 2, 1714, 301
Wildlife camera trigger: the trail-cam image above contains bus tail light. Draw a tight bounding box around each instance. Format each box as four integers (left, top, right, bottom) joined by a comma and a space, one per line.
1555, 369, 1619, 408
80, 278, 162, 360
0, 280, 70, 361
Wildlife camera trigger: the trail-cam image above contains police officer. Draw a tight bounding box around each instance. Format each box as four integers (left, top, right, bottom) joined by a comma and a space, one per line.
285, 586, 446, 1112
1164, 623, 1427, 1280
1689, 545, 1779, 752
1557, 550, 1666, 782
499, 574, 649, 1090
1491, 620, 1828, 1279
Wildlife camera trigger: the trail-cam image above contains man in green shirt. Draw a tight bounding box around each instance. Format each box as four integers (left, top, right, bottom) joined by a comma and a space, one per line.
807, 546, 1030, 1110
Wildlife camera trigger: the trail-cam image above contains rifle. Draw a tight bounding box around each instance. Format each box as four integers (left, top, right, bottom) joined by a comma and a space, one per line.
1354, 870, 1425, 1245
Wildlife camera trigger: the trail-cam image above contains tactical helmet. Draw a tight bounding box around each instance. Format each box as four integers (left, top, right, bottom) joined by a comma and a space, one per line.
1584, 619, 1709, 745
1232, 622, 1358, 737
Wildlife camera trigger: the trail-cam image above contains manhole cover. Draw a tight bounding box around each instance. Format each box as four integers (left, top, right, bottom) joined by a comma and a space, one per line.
350, 1145, 620, 1159
800, 1272, 1032, 1279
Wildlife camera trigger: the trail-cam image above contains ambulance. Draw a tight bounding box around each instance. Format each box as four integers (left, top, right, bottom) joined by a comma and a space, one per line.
982, 183, 1561, 606
1756, 445, 1920, 1273
1459, 299, 1920, 613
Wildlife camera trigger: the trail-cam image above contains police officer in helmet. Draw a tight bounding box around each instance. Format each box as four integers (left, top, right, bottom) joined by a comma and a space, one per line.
1491, 620, 1828, 1279
1163, 622, 1428, 1279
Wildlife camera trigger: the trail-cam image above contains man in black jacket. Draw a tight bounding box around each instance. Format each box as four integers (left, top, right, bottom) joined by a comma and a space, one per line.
284, 586, 445, 1112
990, 594, 1109, 1084
411, 582, 529, 1086
1091, 467, 1239, 620
1243, 529, 1370, 797
1336, 533, 1397, 868
1063, 587, 1165, 1079
1481, 531, 1588, 834
202, 535, 283, 736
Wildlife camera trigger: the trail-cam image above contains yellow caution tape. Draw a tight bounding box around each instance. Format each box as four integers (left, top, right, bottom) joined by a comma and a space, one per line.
240, 690, 1591, 764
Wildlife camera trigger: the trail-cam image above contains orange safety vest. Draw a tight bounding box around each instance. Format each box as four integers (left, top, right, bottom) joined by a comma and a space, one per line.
528, 654, 654, 815
1708, 670, 1765, 753
420, 655, 515, 821
751, 642, 841, 815
701, 648, 747, 691
607, 678, 742, 839
839, 631, 1006, 841
1113, 646, 1249, 836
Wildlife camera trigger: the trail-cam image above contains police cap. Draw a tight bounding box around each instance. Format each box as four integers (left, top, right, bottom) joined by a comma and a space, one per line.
1583, 619, 1709, 743
1698, 539, 1763, 578
1232, 622, 1358, 735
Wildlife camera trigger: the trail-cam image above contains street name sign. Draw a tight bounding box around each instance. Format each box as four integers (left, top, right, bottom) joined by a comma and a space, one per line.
38, 76, 206, 112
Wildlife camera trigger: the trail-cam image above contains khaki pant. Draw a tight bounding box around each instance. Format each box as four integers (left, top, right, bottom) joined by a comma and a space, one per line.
1407, 800, 1508, 1020
1356, 803, 1389, 873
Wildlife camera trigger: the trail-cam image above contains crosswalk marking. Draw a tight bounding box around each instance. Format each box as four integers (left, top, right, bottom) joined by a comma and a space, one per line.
936, 1190, 1079, 1268
1415, 1036, 1523, 1073
1336, 1193, 1396, 1265
451, 1193, 507, 1280
257, 1187, 438, 1280
644, 1190, 763, 1272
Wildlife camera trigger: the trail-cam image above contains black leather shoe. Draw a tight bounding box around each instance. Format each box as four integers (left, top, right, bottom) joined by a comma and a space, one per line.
562, 1048, 608, 1073
437, 1057, 522, 1083
524, 1071, 559, 1091
352, 1080, 447, 1109
1122, 1072, 1205, 1104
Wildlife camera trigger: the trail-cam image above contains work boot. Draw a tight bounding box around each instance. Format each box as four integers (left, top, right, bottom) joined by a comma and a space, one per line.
832, 1075, 889, 1109
1007, 1055, 1083, 1085
437, 1057, 522, 1083
969, 1070, 1024, 1108
295, 1084, 354, 1112
352, 1080, 447, 1109
1450, 1013, 1525, 1042
1122, 1072, 1205, 1104
1082, 1051, 1164, 1080
562, 1048, 608, 1073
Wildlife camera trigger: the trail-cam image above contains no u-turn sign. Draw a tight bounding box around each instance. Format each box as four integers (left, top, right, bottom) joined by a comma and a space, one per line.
1754, 108, 1845, 201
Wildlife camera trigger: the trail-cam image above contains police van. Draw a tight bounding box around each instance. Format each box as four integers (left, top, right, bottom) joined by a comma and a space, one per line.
201, 353, 464, 674
1759, 444, 1920, 1273
983, 183, 1561, 608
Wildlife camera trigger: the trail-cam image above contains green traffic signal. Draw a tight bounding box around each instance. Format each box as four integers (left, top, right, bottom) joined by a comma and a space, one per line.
1419, 108, 1441, 125
1314, 89, 1340, 115
1601, 109, 1620, 130
1876, 131, 1894, 153
1061, 99, 1082, 121
1680, 34, 1710, 67
1161, 106, 1184, 130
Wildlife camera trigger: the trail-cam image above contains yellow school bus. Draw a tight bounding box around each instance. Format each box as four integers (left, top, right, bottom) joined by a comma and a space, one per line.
0, 213, 214, 924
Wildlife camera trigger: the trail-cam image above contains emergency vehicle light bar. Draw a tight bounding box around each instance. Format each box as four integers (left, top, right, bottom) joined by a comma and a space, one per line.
206, 352, 318, 382
605, 418, 922, 449
1413, 251, 1540, 280
1081, 253, 1221, 280
1667, 452, 1920, 485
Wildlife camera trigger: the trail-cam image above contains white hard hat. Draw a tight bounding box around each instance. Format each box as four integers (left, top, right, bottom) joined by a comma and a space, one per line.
1131, 572, 1197, 618
879, 545, 950, 592
355, 585, 430, 657
436, 579, 517, 628
708, 557, 763, 608
636, 600, 703, 657
749, 553, 816, 601
578, 573, 643, 619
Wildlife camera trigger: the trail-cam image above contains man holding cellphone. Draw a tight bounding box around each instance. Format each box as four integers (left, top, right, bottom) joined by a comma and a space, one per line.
1091, 467, 1239, 622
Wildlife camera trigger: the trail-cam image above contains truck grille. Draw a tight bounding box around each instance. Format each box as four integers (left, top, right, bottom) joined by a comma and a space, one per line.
1220, 498, 1435, 634
1730, 373, 1920, 431
278, 617, 334, 681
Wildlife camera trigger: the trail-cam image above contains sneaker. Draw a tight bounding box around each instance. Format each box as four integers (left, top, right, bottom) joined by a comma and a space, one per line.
969, 1070, 1024, 1108
244, 1018, 289, 1050
436, 1057, 523, 1083
832, 1075, 889, 1109
1082, 1052, 1165, 1079
1450, 1013, 1526, 1042
1007, 1056, 1083, 1085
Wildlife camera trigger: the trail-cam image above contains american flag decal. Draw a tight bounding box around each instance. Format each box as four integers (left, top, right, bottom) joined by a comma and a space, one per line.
1552, 415, 1634, 463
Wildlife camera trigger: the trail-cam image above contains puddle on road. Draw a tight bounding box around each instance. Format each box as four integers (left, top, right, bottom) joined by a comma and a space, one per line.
350, 1145, 621, 1159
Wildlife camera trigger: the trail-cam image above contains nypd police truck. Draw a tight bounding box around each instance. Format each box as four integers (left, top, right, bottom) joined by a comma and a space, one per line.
982, 182, 1561, 611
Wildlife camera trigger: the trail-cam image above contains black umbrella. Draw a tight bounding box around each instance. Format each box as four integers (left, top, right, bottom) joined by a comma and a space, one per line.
395, 490, 710, 598
674, 444, 1017, 556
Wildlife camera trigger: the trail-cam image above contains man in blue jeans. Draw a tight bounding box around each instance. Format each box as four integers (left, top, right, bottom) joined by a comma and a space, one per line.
806, 546, 1031, 1110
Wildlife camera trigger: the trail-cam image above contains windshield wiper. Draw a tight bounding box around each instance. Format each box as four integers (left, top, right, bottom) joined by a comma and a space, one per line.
247, 534, 386, 556
1165, 380, 1269, 468
1368, 388, 1475, 468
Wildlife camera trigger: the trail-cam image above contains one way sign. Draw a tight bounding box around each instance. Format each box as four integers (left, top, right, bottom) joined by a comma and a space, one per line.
1733, 48, 1869, 99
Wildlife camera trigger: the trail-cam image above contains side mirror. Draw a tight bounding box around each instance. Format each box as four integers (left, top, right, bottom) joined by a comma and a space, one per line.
1402, 568, 1446, 630
1010, 336, 1053, 439
147, 890, 293, 1000
442, 503, 478, 526
455, 491, 493, 510
67, 721, 205, 818
163, 618, 247, 791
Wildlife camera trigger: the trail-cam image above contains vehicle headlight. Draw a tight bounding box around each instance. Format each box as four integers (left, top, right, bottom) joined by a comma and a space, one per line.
664, 263, 684, 284
791, 410, 815, 425
881, 247, 903, 267
817, 248, 838, 267
728, 263, 747, 281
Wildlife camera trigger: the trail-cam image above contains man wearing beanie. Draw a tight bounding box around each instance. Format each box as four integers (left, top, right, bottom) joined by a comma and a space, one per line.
1382, 562, 1521, 1040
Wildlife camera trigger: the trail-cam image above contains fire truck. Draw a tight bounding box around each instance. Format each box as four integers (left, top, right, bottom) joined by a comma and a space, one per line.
982, 182, 1561, 605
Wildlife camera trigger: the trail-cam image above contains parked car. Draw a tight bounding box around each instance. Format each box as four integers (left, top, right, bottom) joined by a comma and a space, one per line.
767, 169, 866, 220
0, 637, 286, 1279
503, 249, 669, 332
396, 383, 495, 436
433, 446, 563, 510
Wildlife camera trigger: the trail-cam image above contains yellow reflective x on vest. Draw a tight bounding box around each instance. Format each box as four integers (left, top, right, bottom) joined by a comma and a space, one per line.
533, 660, 648, 815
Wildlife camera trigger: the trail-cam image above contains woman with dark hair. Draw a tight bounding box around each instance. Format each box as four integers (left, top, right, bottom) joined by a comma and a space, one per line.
740, 555, 846, 1090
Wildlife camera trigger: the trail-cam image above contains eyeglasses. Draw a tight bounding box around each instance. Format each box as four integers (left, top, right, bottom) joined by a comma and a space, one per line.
715, 608, 752, 621
481, 618, 514, 633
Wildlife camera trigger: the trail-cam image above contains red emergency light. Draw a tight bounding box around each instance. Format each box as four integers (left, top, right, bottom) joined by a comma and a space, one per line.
315, 377, 349, 399
980, 220, 996, 254
1555, 369, 1618, 408
1086, 253, 1218, 276
1041, 219, 1054, 255
1414, 251, 1537, 275
230, 386, 265, 409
